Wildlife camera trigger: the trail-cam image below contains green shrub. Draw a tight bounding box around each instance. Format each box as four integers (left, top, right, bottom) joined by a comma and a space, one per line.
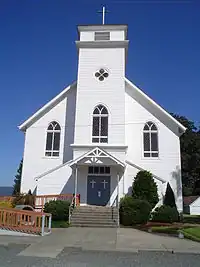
120, 196, 151, 226
132, 171, 159, 208
163, 183, 176, 208
44, 200, 70, 221
151, 205, 179, 223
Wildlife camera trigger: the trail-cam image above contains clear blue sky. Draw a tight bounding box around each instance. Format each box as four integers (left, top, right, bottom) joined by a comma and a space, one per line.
0, 0, 199, 186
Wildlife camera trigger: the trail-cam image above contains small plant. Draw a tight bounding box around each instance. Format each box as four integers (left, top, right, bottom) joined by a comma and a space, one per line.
44, 200, 70, 221
151, 205, 179, 223
132, 171, 159, 208
24, 190, 35, 207
12, 193, 25, 206
0, 201, 13, 208
120, 196, 151, 226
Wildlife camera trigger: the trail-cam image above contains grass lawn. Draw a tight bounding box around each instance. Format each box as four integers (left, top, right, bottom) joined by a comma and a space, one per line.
180, 227, 200, 242
51, 220, 69, 228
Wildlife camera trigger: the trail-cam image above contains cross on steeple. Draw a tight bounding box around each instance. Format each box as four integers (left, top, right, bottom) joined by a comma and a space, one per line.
98, 6, 109, 25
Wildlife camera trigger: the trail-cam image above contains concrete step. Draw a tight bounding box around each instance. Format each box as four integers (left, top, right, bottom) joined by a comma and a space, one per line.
71, 215, 118, 221
70, 224, 117, 228
71, 220, 117, 225
70, 206, 119, 228
71, 217, 117, 223
72, 211, 118, 216
73, 209, 117, 214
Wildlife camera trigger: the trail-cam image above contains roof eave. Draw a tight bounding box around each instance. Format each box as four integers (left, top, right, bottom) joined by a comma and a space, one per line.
18, 81, 77, 132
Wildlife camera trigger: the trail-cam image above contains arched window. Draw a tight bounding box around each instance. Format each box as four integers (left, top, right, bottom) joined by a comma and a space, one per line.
45, 121, 61, 157
92, 105, 108, 143
143, 121, 158, 157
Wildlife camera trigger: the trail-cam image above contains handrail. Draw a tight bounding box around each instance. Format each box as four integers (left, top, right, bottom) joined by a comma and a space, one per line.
111, 194, 120, 227
0, 194, 80, 212
68, 194, 76, 224
34, 194, 80, 212
0, 208, 52, 236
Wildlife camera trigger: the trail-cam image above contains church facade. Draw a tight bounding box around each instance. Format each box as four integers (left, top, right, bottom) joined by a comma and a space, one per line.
19, 24, 186, 211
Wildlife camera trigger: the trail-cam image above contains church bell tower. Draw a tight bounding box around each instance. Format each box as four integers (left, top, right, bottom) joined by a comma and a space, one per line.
73, 20, 129, 148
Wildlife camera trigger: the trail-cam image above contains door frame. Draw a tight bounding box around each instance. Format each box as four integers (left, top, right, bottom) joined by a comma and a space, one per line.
87, 175, 111, 206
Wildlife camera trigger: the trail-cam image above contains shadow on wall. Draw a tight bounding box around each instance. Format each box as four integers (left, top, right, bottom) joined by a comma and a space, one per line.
60, 173, 75, 195
63, 86, 77, 163
171, 166, 182, 198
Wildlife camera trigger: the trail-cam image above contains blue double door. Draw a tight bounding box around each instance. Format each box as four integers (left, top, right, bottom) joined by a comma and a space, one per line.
87, 176, 110, 206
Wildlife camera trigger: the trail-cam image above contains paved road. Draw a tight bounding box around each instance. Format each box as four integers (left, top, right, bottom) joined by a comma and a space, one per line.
0, 244, 200, 266
1, 227, 200, 266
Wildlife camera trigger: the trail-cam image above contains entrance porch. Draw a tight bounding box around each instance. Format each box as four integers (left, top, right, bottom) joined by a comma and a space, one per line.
69, 147, 125, 207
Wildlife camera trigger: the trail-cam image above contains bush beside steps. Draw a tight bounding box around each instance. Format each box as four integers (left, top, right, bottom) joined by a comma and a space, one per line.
44, 200, 70, 228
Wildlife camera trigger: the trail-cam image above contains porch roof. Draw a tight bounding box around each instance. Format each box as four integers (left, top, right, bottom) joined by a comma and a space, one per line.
69, 147, 125, 168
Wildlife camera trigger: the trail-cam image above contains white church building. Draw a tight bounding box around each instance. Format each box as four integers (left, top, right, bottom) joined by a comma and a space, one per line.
19, 23, 186, 211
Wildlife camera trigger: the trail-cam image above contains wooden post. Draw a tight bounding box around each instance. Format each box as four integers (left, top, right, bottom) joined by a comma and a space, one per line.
41, 215, 45, 236
48, 214, 52, 233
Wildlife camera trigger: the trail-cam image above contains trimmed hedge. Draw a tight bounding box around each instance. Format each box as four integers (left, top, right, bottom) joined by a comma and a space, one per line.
120, 196, 151, 226
182, 214, 200, 224
151, 205, 179, 223
151, 226, 179, 234
44, 200, 70, 221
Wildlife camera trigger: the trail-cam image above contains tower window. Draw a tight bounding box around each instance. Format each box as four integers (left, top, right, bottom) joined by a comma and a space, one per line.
92, 105, 108, 143
95, 32, 110, 41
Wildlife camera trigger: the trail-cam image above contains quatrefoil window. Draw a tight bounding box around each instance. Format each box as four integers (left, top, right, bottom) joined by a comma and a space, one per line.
95, 69, 109, 81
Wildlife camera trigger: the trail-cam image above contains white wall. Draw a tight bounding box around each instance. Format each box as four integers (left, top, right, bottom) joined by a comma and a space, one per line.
74, 47, 126, 145
190, 198, 200, 215
124, 85, 183, 211
21, 96, 70, 194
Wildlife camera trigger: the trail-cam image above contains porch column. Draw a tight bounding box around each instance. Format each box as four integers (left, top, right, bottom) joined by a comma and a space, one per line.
74, 165, 78, 206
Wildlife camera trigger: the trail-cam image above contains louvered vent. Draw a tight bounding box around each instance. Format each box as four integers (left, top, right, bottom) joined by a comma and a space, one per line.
95, 32, 110, 41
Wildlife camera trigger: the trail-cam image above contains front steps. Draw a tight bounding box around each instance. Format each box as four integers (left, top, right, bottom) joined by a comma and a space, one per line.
70, 206, 119, 228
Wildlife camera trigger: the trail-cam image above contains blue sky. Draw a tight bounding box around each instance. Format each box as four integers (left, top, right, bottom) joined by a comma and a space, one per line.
0, 0, 199, 186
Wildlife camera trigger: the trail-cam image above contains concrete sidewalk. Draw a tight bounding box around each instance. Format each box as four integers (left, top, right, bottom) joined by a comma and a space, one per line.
1, 227, 200, 258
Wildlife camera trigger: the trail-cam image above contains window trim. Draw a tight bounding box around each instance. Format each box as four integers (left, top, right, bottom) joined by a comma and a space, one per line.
92, 104, 109, 144
143, 121, 159, 158
45, 121, 61, 158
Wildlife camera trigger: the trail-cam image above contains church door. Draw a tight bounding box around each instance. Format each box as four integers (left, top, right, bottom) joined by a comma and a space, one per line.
87, 176, 110, 206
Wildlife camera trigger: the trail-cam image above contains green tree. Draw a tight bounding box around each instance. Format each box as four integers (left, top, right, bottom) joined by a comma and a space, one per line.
132, 171, 159, 208
171, 113, 200, 194
13, 159, 23, 196
163, 183, 176, 208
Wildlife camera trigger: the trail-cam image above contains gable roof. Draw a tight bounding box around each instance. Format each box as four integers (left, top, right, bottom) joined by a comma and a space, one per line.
184, 196, 199, 206
18, 81, 77, 131
125, 78, 186, 135
69, 147, 125, 167
19, 78, 186, 134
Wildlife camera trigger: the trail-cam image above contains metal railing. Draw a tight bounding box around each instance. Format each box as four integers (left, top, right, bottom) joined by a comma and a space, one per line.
111, 194, 120, 227
68, 194, 77, 224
